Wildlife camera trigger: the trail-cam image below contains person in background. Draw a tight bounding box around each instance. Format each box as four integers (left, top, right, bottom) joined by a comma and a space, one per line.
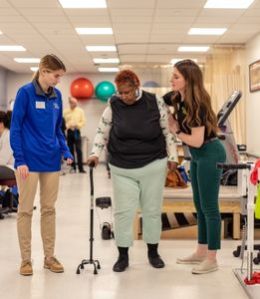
0, 110, 14, 179
63, 97, 86, 173
10, 54, 73, 276
61, 116, 66, 137
87, 69, 178, 272
60, 117, 68, 176
168, 59, 226, 274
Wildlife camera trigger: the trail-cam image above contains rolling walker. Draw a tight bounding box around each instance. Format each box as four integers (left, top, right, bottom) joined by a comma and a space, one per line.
218, 162, 260, 298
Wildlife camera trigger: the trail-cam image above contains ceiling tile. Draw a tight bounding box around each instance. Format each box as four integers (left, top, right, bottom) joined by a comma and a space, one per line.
68, 16, 111, 25
79, 35, 115, 44
0, 0, 259, 73
0, 8, 20, 15
108, 0, 156, 9
159, 8, 201, 15
118, 44, 148, 54
110, 8, 153, 16
120, 54, 147, 62
156, 0, 205, 9
0, 0, 11, 7
111, 15, 153, 22
8, 0, 60, 8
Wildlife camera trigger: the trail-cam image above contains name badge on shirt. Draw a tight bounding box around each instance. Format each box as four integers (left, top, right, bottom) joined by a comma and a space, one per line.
36, 101, 45, 109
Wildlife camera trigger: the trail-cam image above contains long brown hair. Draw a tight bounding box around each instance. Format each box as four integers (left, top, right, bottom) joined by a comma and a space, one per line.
33, 54, 66, 80
172, 59, 217, 137
0, 111, 11, 129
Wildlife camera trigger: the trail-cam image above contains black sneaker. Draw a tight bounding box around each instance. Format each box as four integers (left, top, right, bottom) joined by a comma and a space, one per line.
113, 256, 129, 272
79, 169, 86, 173
148, 255, 165, 268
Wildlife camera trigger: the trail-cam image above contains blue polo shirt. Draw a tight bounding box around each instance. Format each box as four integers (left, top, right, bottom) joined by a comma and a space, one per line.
10, 80, 73, 172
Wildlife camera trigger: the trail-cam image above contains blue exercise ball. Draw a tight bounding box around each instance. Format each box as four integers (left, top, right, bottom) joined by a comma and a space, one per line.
95, 81, 116, 102
143, 81, 160, 88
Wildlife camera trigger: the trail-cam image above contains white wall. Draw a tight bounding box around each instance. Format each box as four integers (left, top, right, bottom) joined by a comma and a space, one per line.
0, 66, 7, 110
246, 33, 260, 156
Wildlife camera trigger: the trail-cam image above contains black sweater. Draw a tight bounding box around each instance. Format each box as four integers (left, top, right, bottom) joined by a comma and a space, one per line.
108, 91, 167, 169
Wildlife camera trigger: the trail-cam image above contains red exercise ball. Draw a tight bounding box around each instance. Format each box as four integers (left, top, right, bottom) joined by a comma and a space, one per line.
70, 77, 94, 100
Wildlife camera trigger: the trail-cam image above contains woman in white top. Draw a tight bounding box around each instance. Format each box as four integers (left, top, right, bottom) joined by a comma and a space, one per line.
0, 111, 15, 179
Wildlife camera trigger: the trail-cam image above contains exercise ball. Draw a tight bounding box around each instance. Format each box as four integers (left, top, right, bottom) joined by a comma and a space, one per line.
70, 77, 94, 100
143, 81, 160, 88
95, 81, 116, 102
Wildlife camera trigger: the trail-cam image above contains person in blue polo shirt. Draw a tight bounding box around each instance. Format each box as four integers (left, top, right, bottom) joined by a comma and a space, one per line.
10, 54, 73, 276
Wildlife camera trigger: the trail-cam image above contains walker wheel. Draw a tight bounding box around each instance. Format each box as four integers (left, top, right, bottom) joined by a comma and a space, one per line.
233, 249, 240, 257
253, 257, 260, 265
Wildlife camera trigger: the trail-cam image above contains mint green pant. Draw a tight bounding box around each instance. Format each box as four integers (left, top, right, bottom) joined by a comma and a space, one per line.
109, 158, 167, 247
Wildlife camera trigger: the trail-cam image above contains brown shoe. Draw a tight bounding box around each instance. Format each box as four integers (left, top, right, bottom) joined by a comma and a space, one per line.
44, 257, 64, 273
20, 260, 33, 276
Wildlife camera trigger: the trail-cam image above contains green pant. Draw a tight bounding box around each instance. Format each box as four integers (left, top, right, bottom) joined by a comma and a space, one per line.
109, 158, 167, 247
189, 140, 226, 250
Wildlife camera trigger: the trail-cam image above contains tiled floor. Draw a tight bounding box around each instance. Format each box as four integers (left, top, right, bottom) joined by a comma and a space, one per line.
0, 164, 258, 299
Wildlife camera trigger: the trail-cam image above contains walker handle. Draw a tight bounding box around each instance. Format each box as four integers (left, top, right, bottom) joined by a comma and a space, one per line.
88, 161, 96, 168
89, 163, 94, 196
217, 163, 251, 170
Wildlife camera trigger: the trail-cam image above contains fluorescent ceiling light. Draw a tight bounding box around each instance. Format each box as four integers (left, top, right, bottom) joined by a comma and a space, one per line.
0, 45, 26, 51
204, 0, 255, 9
93, 58, 119, 64
170, 58, 198, 64
98, 67, 119, 72
76, 28, 113, 35
86, 46, 116, 52
30, 67, 39, 72
59, 0, 106, 8
14, 58, 40, 63
188, 28, 227, 35
178, 46, 209, 52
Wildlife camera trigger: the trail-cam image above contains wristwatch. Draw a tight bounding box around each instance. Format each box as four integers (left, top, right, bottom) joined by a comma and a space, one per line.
175, 129, 181, 135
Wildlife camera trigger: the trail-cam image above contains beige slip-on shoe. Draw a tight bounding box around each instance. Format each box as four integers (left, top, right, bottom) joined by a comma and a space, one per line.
177, 253, 206, 264
192, 259, 218, 274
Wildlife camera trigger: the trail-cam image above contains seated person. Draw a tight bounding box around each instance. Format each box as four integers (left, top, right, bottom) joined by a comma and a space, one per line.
0, 111, 15, 180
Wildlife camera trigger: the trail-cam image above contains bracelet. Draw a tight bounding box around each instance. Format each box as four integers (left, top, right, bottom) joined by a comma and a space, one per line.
175, 129, 181, 135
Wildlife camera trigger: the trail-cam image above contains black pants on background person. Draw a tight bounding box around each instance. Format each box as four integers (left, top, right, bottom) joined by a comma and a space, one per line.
67, 129, 85, 173
0, 166, 15, 180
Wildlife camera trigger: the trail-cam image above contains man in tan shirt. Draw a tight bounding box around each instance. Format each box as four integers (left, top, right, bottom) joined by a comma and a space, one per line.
63, 97, 86, 173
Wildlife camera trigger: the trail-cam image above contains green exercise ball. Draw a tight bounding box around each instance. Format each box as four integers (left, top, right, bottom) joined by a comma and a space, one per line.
95, 81, 116, 102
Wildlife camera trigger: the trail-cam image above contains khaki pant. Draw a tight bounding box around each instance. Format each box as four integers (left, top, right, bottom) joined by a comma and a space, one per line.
15, 172, 60, 261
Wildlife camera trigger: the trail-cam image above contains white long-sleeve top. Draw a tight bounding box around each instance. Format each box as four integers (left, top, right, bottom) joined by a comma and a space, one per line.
0, 129, 14, 168
90, 90, 178, 163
